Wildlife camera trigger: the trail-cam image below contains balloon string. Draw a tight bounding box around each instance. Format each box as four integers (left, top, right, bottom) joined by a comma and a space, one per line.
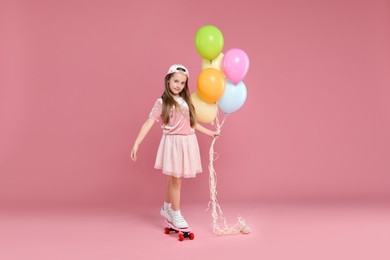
206, 112, 251, 235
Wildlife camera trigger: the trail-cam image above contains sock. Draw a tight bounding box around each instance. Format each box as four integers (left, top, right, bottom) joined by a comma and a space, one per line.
163, 201, 171, 210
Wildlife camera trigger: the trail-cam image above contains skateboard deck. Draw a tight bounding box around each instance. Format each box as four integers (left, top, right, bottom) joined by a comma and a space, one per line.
164, 220, 195, 241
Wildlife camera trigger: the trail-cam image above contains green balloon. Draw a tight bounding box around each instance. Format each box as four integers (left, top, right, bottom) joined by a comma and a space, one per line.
195, 25, 224, 61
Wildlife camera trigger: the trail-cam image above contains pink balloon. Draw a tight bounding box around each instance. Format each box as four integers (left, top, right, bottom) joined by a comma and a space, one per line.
222, 48, 249, 84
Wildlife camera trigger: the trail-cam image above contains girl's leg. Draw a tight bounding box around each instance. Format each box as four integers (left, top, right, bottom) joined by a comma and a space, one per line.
164, 176, 188, 228
164, 178, 171, 205
167, 176, 182, 211
160, 177, 173, 222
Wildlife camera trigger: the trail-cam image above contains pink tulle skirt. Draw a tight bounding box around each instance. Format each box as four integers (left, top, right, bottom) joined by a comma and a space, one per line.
154, 134, 202, 178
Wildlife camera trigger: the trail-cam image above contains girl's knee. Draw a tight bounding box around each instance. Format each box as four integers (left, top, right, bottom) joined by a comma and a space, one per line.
169, 176, 182, 187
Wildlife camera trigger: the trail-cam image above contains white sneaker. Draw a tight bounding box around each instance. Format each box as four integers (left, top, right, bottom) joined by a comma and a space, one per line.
171, 214, 188, 229
160, 207, 173, 222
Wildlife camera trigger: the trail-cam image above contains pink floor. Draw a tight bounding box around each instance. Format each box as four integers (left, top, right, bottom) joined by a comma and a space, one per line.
1, 202, 389, 260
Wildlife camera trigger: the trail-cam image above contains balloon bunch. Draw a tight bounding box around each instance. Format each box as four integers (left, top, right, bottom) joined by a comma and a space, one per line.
192, 25, 250, 123
192, 25, 251, 236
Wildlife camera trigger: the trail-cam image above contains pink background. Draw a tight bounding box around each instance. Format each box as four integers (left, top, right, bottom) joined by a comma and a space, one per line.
1, 0, 390, 208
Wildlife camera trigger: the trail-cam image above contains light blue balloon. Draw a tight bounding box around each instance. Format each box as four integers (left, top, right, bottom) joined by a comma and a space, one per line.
218, 80, 247, 114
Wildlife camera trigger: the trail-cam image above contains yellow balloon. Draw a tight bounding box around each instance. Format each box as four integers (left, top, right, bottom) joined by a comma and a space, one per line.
202, 53, 224, 72
191, 92, 218, 123
197, 68, 226, 103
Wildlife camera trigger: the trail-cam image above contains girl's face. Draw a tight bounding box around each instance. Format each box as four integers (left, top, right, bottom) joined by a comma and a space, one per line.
168, 73, 187, 97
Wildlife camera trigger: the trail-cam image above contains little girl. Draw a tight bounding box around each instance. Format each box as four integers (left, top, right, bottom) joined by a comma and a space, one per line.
131, 64, 219, 229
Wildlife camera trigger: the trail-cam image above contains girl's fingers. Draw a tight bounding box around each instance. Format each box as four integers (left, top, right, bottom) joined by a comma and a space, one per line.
131, 150, 137, 161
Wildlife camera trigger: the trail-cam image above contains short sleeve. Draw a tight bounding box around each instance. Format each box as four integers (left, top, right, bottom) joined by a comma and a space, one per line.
149, 98, 162, 122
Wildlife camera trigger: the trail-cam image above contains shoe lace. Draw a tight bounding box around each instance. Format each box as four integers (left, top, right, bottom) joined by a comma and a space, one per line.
174, 215, 186, 224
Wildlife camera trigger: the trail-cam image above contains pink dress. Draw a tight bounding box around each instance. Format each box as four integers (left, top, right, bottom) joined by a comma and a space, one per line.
149, 97, 202, 178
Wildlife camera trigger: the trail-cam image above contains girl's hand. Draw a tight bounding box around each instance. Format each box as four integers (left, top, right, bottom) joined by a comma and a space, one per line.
195, 123, 220, 139
130, 118, 155, 162
211, 130, 220, 139
131, 145, 138, 161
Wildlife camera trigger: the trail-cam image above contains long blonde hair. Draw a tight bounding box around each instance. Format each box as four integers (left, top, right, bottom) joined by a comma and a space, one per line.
161, 71, 196, 127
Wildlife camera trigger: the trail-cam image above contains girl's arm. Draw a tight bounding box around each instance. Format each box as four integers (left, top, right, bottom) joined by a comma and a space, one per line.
195, 123, 220, 138
131, 118, 156, 161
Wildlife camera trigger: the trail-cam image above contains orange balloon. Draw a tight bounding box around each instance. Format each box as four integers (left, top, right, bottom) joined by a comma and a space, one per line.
197, 68, 226, 103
